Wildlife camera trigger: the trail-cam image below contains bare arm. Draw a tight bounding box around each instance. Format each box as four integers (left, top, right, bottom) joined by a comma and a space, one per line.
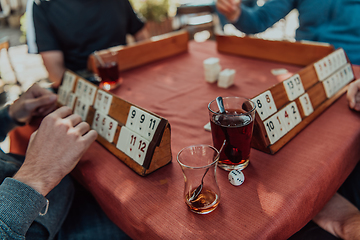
313, 193, 360, 240
40, 50, 66, 89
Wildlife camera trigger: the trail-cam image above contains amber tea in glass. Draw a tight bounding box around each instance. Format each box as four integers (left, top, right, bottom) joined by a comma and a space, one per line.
177, 145, 221, 214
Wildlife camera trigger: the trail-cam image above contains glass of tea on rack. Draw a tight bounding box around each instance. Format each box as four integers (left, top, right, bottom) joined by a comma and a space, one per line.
94, 50, 122, 91
208, 96, 256, 171
177, 144, 221, 214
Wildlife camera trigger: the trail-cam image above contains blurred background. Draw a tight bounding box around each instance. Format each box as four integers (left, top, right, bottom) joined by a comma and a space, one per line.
0, 0, 298, 150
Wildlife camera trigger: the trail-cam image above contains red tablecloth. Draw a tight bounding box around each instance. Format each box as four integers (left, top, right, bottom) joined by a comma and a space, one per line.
10, 40, 360, 239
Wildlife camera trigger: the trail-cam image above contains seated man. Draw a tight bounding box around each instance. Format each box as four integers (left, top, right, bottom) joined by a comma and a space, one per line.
289, 79, 360, 240
26, 0, 149, 88
216, 0, 360, 65
0, 84, 130, 239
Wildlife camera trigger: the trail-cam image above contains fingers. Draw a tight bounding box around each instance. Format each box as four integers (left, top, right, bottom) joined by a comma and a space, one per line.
217, 0, 239, 14
52, 106, 73, 119
36, 103, 57, 117
82, 129, 98, 144
347, 79, 360, 110
24, 94, 57, 114
75, 121, 91, 135
29, 83, 55, 98
65, 113, 83, 128
57, 107, 97, 142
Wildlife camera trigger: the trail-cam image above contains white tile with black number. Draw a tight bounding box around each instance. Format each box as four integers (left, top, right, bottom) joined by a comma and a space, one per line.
75, 78, 85, 99
125, 106, 140, 133
286, 102, 302, 126
63, 71, 76, 91
252, 94, 269, 121
330, 53, 338, 72
101, 91, 113, 115
323, 79, 334, 98
322, 58, 330, 79
326, 55, 335, 74
293, 74, 305, 97
57, 86, 67, 105
299, 93, 314, 117
263, 115, 281, 144
346, 64, 354, 82
342, 63, 354, 86
94, 89, 103, 110
283, 74, 304, 101
94, 89, 112, 115
86, 84, 97, 106
74, 100, 89, 121
137, 111, 161, 141
314, 60, 326, 81
337, 49, 347, 67
66, 92, 77, 110
73, 98, 82, 117
80, 81, 90, 103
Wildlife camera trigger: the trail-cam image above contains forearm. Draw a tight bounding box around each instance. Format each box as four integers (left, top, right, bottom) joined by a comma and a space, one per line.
0, 178, 47, 239
233, 0, 294, 34
40, 51, 66, 88
313, 193, 360, 239
341, 214, 360, 240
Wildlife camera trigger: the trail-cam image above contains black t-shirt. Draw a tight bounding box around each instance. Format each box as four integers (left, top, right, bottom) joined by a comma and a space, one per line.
30, 0, 144, 71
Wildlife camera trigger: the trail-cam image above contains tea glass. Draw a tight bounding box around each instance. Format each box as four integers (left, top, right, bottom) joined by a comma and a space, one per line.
208, 96, 256, 171
177, 145, 221, 214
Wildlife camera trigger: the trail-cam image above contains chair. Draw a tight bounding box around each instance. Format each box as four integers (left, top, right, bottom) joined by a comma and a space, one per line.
174, 2, 217, 40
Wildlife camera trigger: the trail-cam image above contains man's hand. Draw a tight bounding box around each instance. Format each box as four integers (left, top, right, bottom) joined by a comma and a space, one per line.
347, 79, 360, 111
13, 107, 98, 196
8, 83, 57, 124
216, 0, 242, 23
134, 26, 150, 42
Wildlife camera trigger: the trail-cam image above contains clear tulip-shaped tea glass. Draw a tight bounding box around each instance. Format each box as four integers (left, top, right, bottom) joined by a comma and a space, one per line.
177, 144, 221, 214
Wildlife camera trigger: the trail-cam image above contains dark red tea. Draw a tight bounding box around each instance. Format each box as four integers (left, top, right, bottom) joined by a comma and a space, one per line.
210, 109, 254, 166
98, 62, 120, 90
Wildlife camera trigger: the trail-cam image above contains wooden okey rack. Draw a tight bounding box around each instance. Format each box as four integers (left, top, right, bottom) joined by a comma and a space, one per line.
57, 71, 172, 175
217, 35, 355, 154
56, 30, 189, 175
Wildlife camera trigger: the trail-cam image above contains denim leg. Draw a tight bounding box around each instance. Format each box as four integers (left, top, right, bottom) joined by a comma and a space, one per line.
56, 180, 131, 240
